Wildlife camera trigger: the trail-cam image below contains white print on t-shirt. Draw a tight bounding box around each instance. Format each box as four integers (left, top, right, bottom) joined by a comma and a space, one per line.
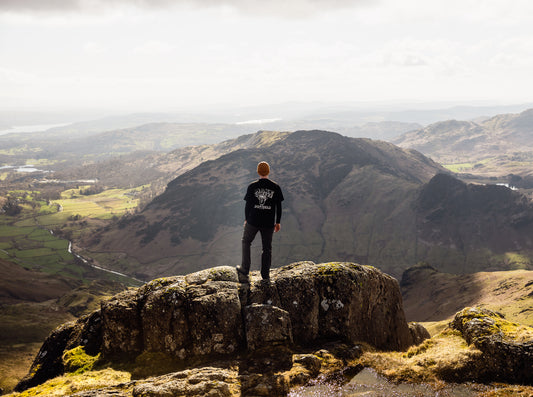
254, 188, 274, 210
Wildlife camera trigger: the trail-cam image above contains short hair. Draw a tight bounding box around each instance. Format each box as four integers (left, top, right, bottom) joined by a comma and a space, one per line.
257, 161, 270, 176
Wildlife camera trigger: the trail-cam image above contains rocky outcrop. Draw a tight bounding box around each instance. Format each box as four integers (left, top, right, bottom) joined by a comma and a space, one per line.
16, 261, 413, 392
408, 322, 431, 346
15, 310, 102, 391
450, 307, 533, 385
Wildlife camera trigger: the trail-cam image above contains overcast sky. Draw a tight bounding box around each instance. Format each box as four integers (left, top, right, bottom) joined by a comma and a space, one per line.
1, 0, 533, 113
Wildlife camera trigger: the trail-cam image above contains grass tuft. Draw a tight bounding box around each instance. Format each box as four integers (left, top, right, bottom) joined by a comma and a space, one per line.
62, 346, 100, 375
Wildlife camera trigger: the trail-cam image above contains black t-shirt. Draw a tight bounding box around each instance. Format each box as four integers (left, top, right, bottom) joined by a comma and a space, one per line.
244, 178, 284, 228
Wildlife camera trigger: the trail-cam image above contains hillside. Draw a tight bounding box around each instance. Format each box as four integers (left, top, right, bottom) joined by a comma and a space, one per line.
393, 108, 533, 181
0, 258, 127, 394
0, 259, 80, 304
401, 263, 533, 328
81, 130, 533, 280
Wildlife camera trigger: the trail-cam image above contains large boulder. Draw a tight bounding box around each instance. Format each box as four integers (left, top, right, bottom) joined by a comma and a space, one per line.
16, 261, 413, 391
450, 307, 533, 385
244, 303, 293, 351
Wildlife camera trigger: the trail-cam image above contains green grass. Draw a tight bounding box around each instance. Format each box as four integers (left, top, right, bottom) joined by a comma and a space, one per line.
63, 347, 101, 375
43, 240, 69, 250
0, 186, 144, 285
28, 228, 55, 241
0, 197, 77, 278
0, 225, 28, 237
11, 248, 55, 258
10, 368, 131, 397
502, 252, 531, 270
0, 241, 13, 249
50, 186, 141, 220
442, 162, 477, 173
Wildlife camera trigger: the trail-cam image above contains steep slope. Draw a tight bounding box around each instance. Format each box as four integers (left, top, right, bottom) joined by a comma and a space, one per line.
84, 130, 533, 280
414, 173, 533, 274
401, 263, 533, 327
0, 259, 80, 304
393, 108, 533, 178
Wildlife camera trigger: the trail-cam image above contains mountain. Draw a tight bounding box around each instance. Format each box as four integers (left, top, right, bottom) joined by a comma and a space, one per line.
83, 130, 443, 279
53, 131, 291, 190
393, 108, 533, 179
257, 120, 421, 141
81, 130, 533, 280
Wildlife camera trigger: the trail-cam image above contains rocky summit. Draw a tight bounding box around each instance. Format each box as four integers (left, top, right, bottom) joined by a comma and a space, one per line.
15, 262, 418, 395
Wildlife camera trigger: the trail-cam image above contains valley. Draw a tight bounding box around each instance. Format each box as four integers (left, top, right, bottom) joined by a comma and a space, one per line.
1, 107, 533, 395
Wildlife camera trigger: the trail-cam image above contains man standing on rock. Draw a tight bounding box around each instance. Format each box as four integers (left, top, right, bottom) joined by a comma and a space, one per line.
237, 161, 284, 281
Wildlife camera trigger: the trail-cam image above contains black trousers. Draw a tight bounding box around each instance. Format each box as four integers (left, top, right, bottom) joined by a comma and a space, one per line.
241, 222, 274, 279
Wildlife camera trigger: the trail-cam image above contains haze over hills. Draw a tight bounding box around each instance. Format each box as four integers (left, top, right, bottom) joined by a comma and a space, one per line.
394, 108, 533, 181
3, 102, 533, 170
82, 130, 533, 280
2, 102, 531, 135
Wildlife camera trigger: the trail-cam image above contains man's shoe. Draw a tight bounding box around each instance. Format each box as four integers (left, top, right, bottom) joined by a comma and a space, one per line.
236, 266, 248, 275
236, 266, 250, 283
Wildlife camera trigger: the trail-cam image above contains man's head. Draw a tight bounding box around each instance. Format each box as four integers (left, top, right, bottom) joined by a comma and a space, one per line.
257, 161, 270, 177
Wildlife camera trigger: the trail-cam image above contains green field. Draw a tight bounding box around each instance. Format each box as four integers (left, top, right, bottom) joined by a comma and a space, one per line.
0, 185, 145, 281
442, 162, 476, 173
50, 185, 144, 221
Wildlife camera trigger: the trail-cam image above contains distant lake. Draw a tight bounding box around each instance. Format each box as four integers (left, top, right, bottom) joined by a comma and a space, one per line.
0, 123, 70, 136
0, 165, 50, 173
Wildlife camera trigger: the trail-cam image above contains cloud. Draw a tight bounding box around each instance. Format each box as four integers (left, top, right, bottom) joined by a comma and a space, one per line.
132, 41, 175, 56
0, 0, 376, 17
0, 67, 39, 84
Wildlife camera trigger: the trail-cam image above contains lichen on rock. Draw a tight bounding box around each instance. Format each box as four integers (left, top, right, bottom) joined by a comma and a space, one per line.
15, 261, 415, 393
450, 306, 533, 384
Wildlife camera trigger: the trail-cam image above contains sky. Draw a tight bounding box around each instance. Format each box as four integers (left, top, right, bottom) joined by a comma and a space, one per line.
1, 0, 533, 113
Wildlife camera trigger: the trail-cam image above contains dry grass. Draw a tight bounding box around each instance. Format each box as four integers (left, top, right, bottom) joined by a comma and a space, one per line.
359, 329, 482, 384
403, 268, 533, 328
7, 369, 131, 397
0, 343, 42, 394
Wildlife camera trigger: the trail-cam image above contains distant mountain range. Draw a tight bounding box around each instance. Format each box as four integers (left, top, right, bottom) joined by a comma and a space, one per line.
82, 130, 533, 280
4, 103, 533, 171
394, 108, 533, 180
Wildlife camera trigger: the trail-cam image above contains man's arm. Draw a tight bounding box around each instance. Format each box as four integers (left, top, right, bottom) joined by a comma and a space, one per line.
275, 201, 282, 232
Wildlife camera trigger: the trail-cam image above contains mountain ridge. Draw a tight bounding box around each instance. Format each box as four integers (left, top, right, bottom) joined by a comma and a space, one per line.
82, 130, 533, 280
394, 108, 533, 179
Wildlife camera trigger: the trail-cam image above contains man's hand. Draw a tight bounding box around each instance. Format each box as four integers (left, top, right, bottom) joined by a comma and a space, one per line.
274, 223, 281, 232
